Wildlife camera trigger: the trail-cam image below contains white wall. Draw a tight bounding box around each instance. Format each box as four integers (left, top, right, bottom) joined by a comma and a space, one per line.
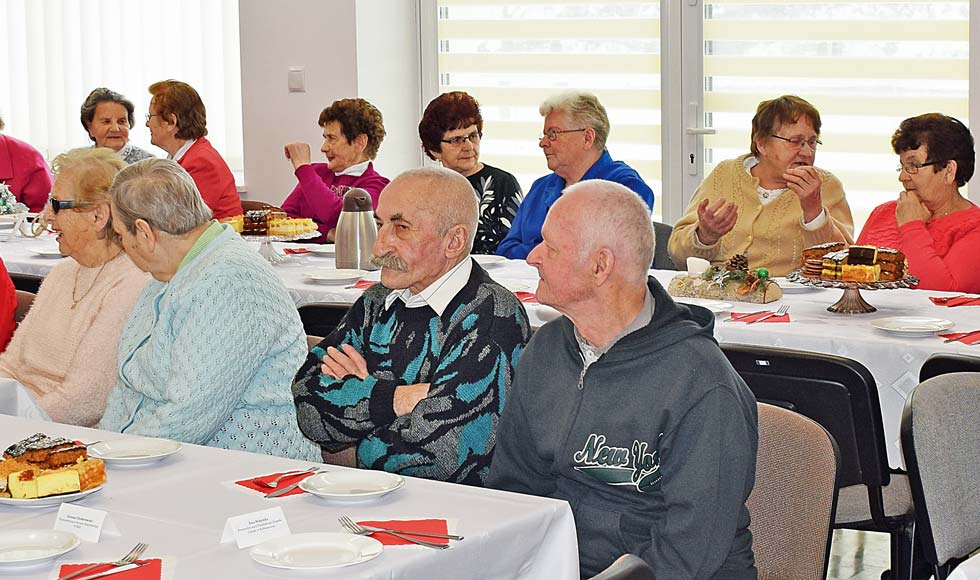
238, 0, 423, 205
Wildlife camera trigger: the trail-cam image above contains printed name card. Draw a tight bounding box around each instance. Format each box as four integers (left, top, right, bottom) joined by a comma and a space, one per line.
220, 506, 291, 549
55, 503, 119, 542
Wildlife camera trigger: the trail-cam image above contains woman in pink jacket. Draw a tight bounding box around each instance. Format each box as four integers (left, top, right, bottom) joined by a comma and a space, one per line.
0, 114, 51, 212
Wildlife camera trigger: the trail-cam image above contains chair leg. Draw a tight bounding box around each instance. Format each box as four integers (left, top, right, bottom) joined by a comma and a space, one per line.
889, 520, 916, 580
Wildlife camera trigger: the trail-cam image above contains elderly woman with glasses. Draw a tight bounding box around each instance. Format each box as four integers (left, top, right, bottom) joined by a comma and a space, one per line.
669, 95, 854, 276
0, 148, 149, 426
419, 91, 523, 254
80, 88, 154, 165
281, 98, 389, 243
857, 113, 980, 292
97, 158, 318, 460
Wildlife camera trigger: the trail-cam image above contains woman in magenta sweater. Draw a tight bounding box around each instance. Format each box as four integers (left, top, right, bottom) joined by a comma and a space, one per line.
282, 98, 389, 243
857, 113, 980, 293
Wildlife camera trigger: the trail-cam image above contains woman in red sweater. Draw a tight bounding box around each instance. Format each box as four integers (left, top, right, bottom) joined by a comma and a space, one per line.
857, 113, 980, 293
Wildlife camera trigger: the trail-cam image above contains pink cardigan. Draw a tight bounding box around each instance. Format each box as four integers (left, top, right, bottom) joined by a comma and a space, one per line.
0, 254, 150, 426
281, 162, 389, 242
857, 200, 980, 293
0, 133, 52, 212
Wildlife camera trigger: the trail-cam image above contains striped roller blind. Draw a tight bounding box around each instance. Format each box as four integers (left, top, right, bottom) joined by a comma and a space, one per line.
703, 0, 970, 231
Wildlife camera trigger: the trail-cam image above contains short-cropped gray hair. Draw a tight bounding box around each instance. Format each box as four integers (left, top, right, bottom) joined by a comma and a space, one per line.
539, 91, 610, 151
109, 158, 213, 235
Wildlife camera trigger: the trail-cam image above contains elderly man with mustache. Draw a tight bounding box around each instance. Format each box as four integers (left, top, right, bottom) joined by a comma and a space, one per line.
291, 166, 530, 486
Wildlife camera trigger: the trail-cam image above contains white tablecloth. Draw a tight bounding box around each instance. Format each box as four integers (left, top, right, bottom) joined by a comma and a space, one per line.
0, 415, 578, 579
4, 235, 978, 468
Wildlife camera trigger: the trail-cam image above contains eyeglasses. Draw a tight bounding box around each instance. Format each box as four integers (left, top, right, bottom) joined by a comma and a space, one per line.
771, 134, 822, 149
896, 160, 940, 174
145, 113, 160, 123
541, 128, 587, 142
47, 196, 94, 214
441, 131, 481, 146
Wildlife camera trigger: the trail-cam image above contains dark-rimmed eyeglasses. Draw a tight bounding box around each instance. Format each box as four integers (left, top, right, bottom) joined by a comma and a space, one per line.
541, 128, 587, 142
897, 160, 939, 175
771, 134, 822, 149
145, 113, 160, 123
47, 196, 94, 214
441, 131, 481, 146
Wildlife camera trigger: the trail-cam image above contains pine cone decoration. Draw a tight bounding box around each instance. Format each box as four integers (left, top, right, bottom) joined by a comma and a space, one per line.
726, 254, 749, 273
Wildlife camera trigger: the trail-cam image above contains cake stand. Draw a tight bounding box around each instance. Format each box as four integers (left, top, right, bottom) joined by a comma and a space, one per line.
785, 270, 919, 314
241, 231, 320, 264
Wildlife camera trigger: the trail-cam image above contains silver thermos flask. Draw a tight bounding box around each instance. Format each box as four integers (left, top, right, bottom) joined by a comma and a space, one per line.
334, 188, 378, 270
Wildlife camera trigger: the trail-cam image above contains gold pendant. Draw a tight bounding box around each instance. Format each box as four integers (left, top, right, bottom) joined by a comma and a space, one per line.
70, 302, 77, 310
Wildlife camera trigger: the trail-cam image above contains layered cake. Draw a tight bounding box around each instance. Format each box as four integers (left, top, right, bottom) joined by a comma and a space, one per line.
0, 433, 106, 499
668, 254, 783, 304
242, 208, 288, 236
801, 244, 907, 282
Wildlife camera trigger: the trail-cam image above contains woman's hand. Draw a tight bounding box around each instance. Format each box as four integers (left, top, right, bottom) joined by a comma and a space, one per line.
783, 166, 823, 222
695, 198, 738, 246
896, 190, 931, 226
284, 142, 313, 171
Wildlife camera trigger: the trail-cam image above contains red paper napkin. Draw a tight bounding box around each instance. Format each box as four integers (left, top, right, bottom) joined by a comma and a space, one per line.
58, 559, 162, 580
515, 292, 538, 304
939, 331, 980, 345
357, 519, 450, 546
351, 279, 378, 290
929, 296, 980, 307
234, 471, 317, 497
729, 311, 791, 323
283, 248, 311, 255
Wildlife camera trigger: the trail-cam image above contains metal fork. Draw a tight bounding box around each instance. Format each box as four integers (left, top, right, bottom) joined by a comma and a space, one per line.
56, 542, 148, 580
746, 304, 790, 324
339, 516, 449, 550
253, 466, 321, 489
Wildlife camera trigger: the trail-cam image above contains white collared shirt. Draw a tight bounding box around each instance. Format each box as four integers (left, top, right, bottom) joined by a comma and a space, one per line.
383, 257, 473, 317
170, 138, 197, 162
336, 160, 369, 177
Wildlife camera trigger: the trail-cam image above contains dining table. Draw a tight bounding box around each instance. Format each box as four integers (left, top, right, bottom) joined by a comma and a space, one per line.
0, 414, 579, 579
2, 232, 979, 468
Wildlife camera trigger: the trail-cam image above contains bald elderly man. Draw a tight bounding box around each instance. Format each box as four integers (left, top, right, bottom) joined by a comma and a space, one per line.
292, 166, 530, 486
489, 180, 758, 578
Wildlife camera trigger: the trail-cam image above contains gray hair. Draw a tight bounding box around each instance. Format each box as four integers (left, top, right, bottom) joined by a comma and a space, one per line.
564, 180, 654, 282
539, 91, 610, 151
80, 88, 137, 142
109, 158, 213, 235
51, 147, 127, 243
388, 166, 478, 251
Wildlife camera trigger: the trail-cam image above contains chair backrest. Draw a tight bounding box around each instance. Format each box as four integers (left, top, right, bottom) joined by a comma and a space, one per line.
241, 199, 278, 213
14, 290, 35, 323
589, 554, 656, 580
306, 335, 323, 350
296, 302, 352, 338
749, 403, 839, 580
919, 353, 980, 382
901, 372, 980, 569
9, 273, 43, 294
721, 344, 889, 491
652, 221, 679, 270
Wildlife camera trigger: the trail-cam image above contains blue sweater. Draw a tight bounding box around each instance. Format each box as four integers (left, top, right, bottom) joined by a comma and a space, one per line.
99, 225, 319, 461
496, 150, 655, 259
293, 264, 530, 485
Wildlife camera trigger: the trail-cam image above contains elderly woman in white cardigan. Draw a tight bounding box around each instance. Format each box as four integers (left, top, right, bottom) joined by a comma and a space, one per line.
98, 158, 318, 461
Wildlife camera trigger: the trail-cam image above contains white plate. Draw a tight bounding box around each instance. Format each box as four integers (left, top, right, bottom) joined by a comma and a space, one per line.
495, 279, 532, 294
472, 254, 506, 266
303, 269, 368, 285
30, 247, 64, 258
250, 532, 382, 570
0, 484, 103, 508
0, 529, 79, 567
698, 301, 733, 315
299, 470, 404, 501
88, 438, 182, 467
773, 277, 818, 293
308, 244, 336, 256
871, 316, 954, 337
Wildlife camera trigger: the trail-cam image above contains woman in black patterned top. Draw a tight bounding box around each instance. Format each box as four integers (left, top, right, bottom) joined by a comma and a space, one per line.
420, 92, 523, 254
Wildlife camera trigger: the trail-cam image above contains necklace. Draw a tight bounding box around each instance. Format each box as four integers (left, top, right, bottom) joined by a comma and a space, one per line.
71, 251, 120, 310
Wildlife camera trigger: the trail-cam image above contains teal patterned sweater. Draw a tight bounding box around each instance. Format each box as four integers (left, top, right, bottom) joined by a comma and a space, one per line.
292, 264, 530, 485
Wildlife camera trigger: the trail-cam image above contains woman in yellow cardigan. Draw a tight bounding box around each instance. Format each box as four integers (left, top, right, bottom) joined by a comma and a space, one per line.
668, 95, 854, 276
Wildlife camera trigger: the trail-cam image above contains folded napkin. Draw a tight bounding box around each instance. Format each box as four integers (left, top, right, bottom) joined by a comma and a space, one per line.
929, 295, 980, 307
357, 519, 450, 546
728, 311, 791, 323
57, 559, 162, 580
234, 471, 317, 497
283, 247, 310, 255
351, 279, 378, 290
515, 292, 538, 304
939, 331, 980, 345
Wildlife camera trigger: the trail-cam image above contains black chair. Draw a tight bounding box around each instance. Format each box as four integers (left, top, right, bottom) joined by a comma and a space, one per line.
652, 221, 679, 271
721, 344, 915, 580
9, 272, 43, 294
918, 353, 980, 382
297, 302, 352, 339
901, 372, 980, 580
